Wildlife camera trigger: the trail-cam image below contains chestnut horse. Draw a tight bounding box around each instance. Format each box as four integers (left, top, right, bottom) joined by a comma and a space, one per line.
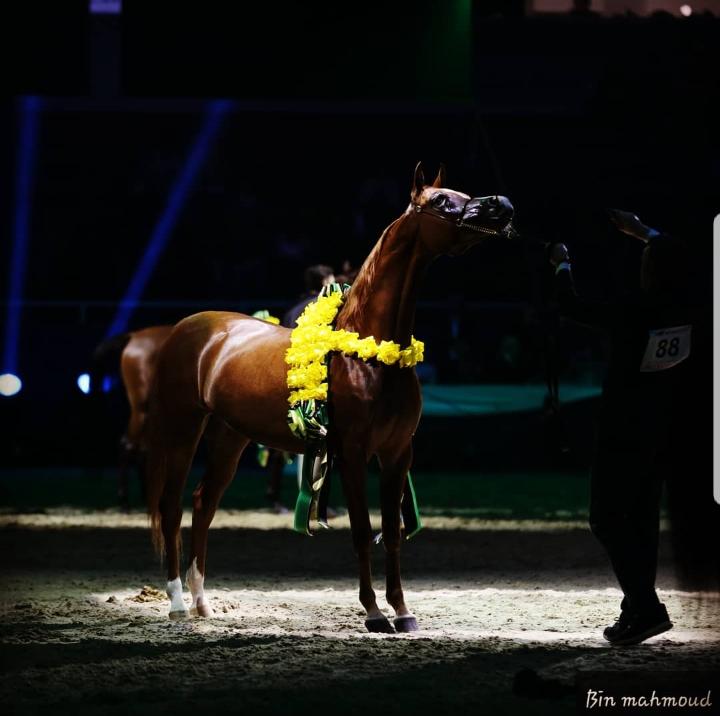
92, 325, 173, 507
145, 163, 514, 631
118, 326, 174, 502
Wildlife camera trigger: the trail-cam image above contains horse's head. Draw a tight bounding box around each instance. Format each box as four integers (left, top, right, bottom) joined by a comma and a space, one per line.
408, 162, 514, 256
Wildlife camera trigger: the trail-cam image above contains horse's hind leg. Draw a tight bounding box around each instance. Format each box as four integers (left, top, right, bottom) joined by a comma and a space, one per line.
118, 434, 133, 511
119, 398, 146, 509
378, 442, 417, 632
187, 416, 249, 617
150, 410, 207, 620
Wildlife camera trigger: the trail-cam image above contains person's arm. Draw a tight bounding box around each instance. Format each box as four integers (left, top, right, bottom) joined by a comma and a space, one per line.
608, 209, 661, 243
549, 243, 614, 329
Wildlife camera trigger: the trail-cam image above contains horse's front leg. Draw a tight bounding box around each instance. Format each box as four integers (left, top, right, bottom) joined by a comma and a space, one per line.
338, 448, 394, 633
378, 442, 418, 632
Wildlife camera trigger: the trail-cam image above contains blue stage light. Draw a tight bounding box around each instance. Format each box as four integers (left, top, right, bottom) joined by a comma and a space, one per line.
77, 373, 91, 394
2, 97, 41, 377
0, 373, 22, 397
102, 375, 114, 393
104, 100, 232, 338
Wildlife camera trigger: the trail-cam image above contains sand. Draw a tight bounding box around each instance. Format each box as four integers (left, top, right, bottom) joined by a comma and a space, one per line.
1, 509, 718, 715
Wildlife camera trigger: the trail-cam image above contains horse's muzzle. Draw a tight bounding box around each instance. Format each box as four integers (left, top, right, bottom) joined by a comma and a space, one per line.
462, 195, 514, 235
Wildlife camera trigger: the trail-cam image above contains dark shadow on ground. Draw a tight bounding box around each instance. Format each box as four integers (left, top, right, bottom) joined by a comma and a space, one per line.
1, 525, 668, 576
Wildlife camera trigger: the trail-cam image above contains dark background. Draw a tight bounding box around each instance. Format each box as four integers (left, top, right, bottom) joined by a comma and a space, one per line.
0, 0, 717, 468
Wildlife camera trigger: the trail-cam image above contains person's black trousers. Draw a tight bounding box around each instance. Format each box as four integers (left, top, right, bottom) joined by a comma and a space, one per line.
588, 391, 672, 614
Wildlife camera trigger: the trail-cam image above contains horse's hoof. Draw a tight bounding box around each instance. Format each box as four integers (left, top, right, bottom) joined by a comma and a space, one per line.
393, 615, 419, 633
168, 609, 190, 621
365, 616, 395, 634
190, 602, 214, 618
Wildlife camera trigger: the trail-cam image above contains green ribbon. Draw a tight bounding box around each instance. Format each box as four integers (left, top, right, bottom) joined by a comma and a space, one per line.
293, 444, 331, 535
293, 453, 315, 535
401, 472, 423, 539
287, 399, 328, 443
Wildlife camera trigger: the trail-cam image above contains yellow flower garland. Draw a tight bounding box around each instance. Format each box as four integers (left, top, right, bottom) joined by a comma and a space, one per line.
285, 290, 424, 404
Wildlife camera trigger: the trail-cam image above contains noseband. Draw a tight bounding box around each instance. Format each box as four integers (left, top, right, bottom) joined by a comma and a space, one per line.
411, 198, 505, 236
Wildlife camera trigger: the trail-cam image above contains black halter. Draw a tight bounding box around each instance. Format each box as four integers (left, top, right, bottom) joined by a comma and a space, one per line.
411, 198, 507, 236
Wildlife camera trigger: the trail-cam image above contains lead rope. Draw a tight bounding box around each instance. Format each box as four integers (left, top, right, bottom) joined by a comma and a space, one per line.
542, 244, 570, 455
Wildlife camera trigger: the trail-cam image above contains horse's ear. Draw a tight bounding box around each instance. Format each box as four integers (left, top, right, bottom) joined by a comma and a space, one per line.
411, 161, 425, 199
432, 164, 446, 188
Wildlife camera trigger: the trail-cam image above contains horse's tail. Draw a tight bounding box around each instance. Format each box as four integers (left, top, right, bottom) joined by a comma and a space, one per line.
90, 332, 132, 393
147, 461, 166, 557
143, 391, 168, 557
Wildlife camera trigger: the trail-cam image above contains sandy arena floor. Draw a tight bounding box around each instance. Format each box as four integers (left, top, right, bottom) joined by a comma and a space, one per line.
1, 509, 718, 715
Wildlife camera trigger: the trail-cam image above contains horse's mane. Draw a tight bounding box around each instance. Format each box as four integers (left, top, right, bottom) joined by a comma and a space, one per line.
337, 217, 401, 330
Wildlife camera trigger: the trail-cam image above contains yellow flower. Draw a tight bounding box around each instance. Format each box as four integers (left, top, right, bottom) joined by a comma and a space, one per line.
354, 336, 379, 360
287, 362, 327, 389
412, 337, 425, 362
399, 337, 425, 367
285, 286, 424, 405
376, 340, 401, 365
291, 384, 328, 403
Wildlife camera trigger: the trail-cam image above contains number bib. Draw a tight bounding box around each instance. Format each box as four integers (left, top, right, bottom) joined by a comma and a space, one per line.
640, 325, 691, 373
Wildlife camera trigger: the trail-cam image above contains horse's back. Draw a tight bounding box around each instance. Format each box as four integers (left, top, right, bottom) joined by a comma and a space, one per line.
122, 325, 173, 374
121, 325, 174, 411
167, 311, 290, 363
171, 310, 286, 335
154, 311, 298, 449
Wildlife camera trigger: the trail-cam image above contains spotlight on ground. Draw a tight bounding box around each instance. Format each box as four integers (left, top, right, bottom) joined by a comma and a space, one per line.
77, 373, 91, 395
0, 373, 22, 397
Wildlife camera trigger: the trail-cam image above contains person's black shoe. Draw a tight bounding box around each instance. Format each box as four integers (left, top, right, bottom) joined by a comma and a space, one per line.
603, 608, 632, 642
603, 603, 673, 646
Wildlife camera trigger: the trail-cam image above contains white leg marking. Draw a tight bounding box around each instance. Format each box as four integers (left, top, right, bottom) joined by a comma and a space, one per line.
166, 576, 188, 619
186, 557, 213, 617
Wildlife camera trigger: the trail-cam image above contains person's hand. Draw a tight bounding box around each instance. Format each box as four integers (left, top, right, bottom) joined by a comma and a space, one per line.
608, 209, 654, 241
549, 243, 570, 267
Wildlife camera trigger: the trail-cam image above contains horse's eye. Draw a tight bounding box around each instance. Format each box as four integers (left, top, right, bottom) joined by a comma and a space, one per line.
432, 194, 447, 208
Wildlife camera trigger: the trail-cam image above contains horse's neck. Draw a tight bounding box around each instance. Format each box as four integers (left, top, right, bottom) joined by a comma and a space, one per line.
336, 215, 430, 346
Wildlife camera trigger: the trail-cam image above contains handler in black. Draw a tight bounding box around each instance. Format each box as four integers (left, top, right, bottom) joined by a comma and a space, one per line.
549, 210, 691, 646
